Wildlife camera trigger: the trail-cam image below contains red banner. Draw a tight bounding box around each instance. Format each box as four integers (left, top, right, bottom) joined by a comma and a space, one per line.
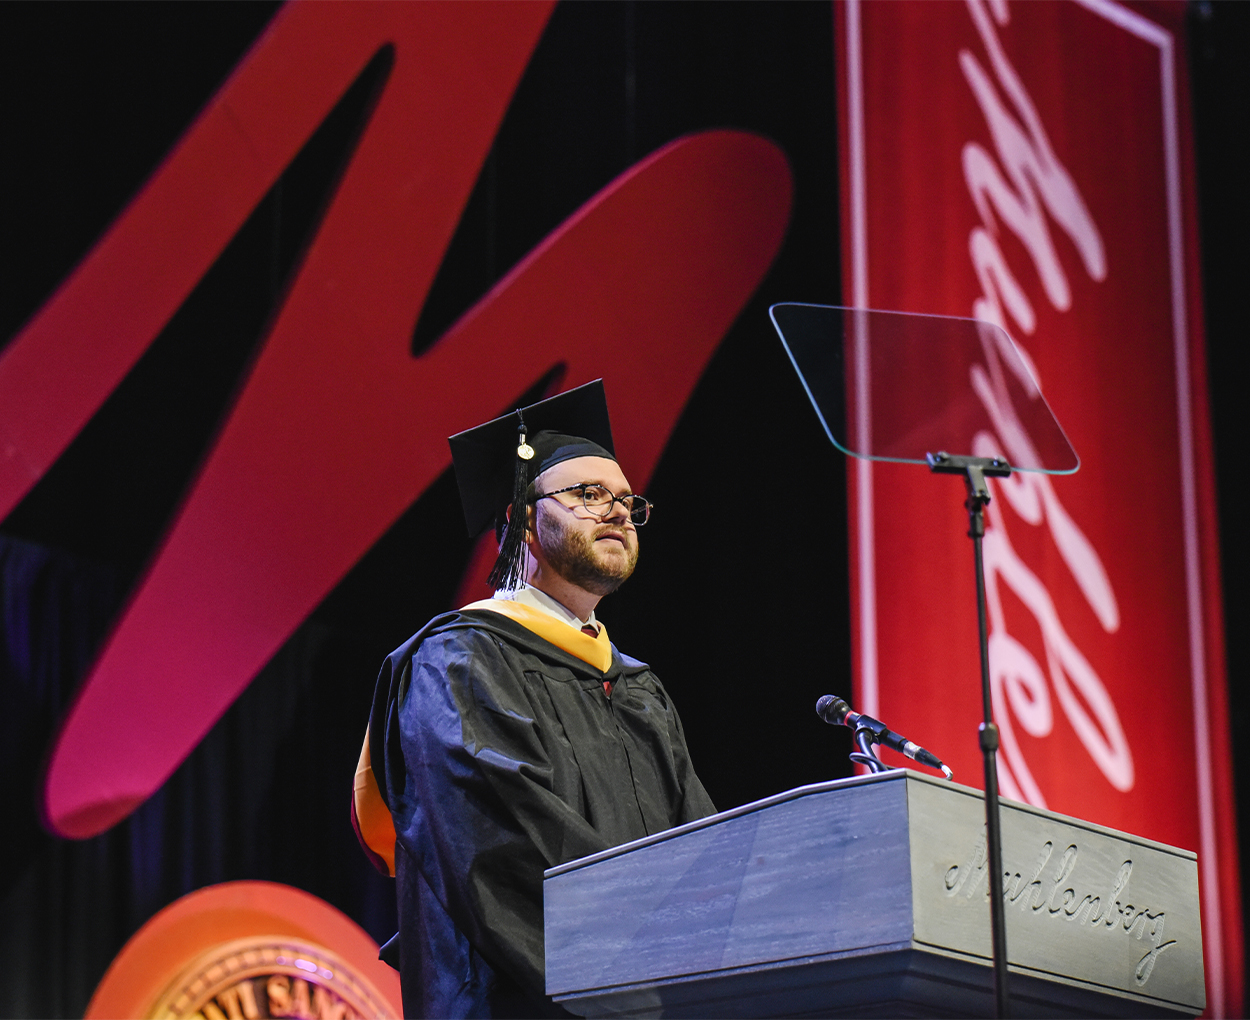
836, 0, 1240, 1013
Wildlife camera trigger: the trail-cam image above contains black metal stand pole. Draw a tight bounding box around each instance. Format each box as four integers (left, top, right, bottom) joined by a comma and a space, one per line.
928, 452, 1011, 1019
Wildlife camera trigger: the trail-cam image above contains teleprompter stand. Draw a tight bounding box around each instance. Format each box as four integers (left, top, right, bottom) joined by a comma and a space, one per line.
769, 305, 1081, 1019
927, 450, 1013, 1017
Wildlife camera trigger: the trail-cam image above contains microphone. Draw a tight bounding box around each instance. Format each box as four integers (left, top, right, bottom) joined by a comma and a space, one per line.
816, 695, 953, 779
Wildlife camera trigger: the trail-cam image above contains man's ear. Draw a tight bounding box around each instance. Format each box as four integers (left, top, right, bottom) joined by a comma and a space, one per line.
504, 502, 536, 542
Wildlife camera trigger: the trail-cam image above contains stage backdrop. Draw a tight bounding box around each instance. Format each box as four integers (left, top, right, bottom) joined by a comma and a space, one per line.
836, 0, 1240, 1014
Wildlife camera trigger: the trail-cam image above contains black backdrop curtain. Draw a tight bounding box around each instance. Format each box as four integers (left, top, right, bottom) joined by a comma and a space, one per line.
0, 533, 397, 1018
1, 2, 1246, 1017
2, 5, 847, 1015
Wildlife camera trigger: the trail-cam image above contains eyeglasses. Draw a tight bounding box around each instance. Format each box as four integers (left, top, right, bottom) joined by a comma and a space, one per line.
534, 483, 653, 525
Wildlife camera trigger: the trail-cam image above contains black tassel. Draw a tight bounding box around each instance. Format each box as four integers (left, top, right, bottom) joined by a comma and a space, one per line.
488, 412, 535, 592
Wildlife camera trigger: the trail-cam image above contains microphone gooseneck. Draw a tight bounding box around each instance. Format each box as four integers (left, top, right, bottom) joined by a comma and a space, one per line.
815, 695, 953, 780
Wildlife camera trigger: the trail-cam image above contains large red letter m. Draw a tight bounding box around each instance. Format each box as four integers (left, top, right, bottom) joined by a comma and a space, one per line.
0, 2, 791, 838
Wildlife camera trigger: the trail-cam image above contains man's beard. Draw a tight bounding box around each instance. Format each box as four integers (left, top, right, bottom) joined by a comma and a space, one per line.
535, 506, 639, 596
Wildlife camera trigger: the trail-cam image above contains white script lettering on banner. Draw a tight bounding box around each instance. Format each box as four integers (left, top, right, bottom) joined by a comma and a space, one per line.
959, 0, 1132, 804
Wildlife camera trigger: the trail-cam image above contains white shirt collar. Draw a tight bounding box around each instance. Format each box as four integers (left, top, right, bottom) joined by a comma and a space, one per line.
494, 583, 598, 632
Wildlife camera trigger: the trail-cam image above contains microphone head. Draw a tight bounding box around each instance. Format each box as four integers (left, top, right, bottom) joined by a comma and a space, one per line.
815, 695, 850, 726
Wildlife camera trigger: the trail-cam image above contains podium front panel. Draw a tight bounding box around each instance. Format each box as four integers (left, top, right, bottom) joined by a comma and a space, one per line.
907, 777, 1203, 1010
544, 771, 1203, 1018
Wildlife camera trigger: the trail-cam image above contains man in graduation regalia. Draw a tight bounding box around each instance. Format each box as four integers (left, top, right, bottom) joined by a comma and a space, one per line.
352, 381, 716, 1018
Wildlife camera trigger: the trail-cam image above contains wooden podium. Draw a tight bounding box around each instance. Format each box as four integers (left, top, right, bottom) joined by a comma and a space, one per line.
544, 771, 1204, 1018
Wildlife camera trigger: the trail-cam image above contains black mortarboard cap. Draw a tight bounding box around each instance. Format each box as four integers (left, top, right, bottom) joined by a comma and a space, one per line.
448, 380, 616, 590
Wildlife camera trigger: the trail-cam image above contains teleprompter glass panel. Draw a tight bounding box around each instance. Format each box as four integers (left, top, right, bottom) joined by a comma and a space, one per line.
769, 304, 1078, 474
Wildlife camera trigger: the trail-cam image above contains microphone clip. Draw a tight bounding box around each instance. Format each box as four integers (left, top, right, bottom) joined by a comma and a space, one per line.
815, 694, 954, 780
848, 724, 891, 775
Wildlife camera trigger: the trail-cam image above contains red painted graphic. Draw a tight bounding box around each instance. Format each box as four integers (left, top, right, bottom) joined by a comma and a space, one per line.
0, 3, 791, 838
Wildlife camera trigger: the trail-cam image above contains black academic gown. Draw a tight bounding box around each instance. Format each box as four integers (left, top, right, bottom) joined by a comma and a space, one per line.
368, 608, 716, 1019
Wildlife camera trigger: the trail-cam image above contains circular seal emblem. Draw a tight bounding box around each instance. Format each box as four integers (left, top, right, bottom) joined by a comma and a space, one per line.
150, 936, 392, 1019
85, 882, 401, 1020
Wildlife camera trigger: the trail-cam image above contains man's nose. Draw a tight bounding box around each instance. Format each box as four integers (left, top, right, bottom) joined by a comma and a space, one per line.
604, 496, 631, 522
